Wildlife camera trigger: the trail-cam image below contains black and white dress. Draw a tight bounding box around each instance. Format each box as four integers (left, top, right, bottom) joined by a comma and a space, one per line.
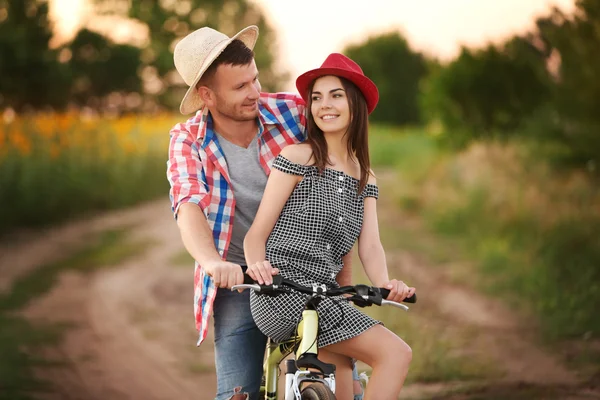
250, 154, 381, 347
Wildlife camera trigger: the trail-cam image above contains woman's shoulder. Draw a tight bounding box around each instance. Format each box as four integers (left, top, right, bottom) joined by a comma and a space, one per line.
367, 169, 377, 185
279, 143, 314, 166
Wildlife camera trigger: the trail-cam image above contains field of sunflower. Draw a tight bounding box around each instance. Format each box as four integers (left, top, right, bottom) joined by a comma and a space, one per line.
0, 112, 181, 234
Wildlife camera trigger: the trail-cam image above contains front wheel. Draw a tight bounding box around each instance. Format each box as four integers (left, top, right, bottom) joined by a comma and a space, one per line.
300, 382, 336, 400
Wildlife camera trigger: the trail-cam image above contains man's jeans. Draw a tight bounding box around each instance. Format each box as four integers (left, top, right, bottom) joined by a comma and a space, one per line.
213, 288, 267, 400
212, 288, 365, 400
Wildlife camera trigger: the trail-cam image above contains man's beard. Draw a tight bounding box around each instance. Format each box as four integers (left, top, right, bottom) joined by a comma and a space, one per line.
214, 98, 258, 122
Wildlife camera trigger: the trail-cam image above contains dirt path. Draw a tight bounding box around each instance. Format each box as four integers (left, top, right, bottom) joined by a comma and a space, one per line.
2, 180, 596, 399
15, 199, 217, 399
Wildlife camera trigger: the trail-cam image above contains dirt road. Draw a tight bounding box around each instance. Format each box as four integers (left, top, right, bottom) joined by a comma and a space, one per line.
8, 200, 216, 399
2, 177, 597, 399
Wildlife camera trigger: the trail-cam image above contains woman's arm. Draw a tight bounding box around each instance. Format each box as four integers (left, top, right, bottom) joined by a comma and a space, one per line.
244, 145, 311, 284
336, 249, 354, 287
358, 177, 415, 302
358, 196, 389, 286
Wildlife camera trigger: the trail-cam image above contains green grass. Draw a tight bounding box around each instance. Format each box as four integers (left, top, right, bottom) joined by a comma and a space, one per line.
0, 228, 151, 400
370, 125, 440, 181
371, 129, 600, 340
0, 114, 177, 235
368, 128, 600, 379
425, 186, 600, 340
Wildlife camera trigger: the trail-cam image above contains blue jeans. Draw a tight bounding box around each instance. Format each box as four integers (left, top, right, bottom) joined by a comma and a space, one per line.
352, 365, 364, 400
213, 288, 267, 400
212, 287, 364, 400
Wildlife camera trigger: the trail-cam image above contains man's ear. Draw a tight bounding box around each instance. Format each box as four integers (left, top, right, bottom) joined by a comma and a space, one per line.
197, 85, 214, 107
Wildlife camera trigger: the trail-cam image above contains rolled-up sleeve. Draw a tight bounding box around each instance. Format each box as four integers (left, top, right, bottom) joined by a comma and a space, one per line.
295, 99, 307, 137
167, 123, 210, 219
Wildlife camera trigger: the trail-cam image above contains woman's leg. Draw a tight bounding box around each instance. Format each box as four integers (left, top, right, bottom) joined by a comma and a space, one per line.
323, 325, 412, 400
318, 349, 353, 400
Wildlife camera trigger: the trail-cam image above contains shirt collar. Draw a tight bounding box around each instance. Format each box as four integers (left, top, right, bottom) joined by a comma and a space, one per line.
197, 100, 279, 148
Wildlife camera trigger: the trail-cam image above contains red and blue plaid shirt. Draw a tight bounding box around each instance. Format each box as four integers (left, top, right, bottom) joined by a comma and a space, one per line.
167, 92, 306, 345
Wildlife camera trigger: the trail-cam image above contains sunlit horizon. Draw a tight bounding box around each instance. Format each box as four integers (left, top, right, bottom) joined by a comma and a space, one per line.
50, 0, 576, 90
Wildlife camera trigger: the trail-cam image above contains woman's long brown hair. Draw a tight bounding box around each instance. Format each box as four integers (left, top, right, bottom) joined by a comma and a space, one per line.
305, 76, 371, 194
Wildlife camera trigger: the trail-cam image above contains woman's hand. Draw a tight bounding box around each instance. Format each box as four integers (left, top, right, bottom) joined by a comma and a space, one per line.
246, 261, 279, 285
383, 279, 416, 303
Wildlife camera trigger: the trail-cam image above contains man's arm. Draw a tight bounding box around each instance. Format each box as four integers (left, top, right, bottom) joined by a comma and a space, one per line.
167, 122, 243, 288
177, 203, 243, 288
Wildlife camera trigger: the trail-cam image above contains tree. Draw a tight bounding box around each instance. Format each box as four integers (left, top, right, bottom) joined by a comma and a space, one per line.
532, 0, 600, 162
344, 32, 427, 126
92, 0, 285, 110
67, 29, 142, 110
0, 0, 71, 111
420, 38, 550, 146
421, 0, 600, 162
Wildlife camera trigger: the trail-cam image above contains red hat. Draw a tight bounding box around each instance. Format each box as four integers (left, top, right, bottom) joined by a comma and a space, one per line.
296, 53, 379, 114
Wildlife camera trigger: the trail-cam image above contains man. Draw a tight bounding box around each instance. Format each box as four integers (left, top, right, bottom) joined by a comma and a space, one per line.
167, 25, 359, 400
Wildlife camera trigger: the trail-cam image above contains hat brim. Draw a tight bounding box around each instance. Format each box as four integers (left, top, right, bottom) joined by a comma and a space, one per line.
295, 67, 379, 114
179, 25, 259, 114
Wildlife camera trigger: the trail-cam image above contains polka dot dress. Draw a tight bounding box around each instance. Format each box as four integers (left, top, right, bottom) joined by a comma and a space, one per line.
250, 154, 381, 347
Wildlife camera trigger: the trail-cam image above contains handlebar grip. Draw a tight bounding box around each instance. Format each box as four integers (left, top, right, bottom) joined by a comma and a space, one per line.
243, 273, 255, 285
379, 288, 417, 304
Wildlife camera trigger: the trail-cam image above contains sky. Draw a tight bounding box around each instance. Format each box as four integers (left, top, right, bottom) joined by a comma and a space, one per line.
50, 0, 576, 91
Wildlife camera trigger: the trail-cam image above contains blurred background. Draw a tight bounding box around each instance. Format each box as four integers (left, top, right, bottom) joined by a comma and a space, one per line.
0, 0, 599, 399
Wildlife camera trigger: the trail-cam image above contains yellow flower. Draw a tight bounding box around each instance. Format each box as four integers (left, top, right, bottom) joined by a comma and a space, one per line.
10, 130, 31, 156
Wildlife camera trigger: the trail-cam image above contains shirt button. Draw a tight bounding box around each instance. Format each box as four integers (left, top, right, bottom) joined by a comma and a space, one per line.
326, 244, 331, 250
338, 188, 343, 193
338, 176, 344, 181
338, 216, 343, 222
331, 272, 335, 278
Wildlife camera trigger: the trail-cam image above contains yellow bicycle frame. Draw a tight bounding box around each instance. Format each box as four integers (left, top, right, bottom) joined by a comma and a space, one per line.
262, 309, 319, 399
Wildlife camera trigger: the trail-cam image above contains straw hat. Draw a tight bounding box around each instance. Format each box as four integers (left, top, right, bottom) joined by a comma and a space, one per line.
296, 53, 379, 114
174, 25, 259, 114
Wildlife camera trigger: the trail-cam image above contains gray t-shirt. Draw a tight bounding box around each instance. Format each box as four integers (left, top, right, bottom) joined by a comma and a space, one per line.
215, 133, 267, 266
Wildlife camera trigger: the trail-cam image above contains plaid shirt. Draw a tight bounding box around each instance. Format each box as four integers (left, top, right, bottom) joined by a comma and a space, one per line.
167, 92, 306, 345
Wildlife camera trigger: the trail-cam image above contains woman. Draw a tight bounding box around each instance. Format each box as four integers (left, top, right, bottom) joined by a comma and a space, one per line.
244, 53, 414, 400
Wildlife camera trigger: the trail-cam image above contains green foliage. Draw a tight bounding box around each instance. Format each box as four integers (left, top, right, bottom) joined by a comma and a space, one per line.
0, 0, 280, 112
419, 143, 600, 339
420, 43, 549, 145
531, 0, 600, 163
0, 316, 60, 400
93, 0, 285, 109
344, 32, 428, 126
0, 0, 71, 111
422, 0, 600, 164
67, 29, 142, 109
0, 0, 143, 112
430, 187, 600, 339
0, 114, 175, 234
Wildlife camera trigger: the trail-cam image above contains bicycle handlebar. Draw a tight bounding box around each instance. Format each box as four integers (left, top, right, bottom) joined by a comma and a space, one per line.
232, 274, 416, 311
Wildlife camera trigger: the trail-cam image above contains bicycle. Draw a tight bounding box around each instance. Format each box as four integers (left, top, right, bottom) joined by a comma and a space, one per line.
232, 274, 417, 400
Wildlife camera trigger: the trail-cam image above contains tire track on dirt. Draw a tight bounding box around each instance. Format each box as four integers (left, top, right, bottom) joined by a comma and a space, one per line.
15, 199, 217, 400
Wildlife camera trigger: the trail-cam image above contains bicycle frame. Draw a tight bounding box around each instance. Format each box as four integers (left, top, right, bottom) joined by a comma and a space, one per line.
232, 275, 415, 399
262, 300, 336, 400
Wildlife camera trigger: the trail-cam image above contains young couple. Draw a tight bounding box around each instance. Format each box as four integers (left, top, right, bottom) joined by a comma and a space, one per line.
167, 24, 415, 400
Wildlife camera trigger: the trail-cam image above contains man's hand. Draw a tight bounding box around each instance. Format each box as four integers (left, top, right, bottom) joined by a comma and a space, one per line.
246, 261, 279, 285
204, 260, 244, 288
383, 279, 416, 303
